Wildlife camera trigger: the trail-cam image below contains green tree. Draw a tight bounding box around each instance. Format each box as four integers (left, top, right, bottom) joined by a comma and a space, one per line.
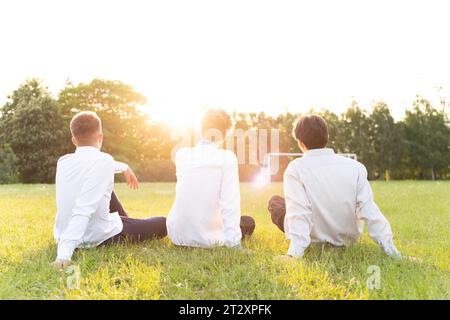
316, 109, 345, 152
275, 111, 301, 154
57, 79, 177, 178
402, 97, 450, 180
0, 79, 66, 183
0, 144, 18, 184
58, 79, 146, 159
368, 101, 401, 180
340, 101, 375, 177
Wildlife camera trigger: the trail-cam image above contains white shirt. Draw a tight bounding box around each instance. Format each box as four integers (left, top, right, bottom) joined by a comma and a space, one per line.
283, 148, 400, 258
167, 140, 242, 248
54, 146, 129, 260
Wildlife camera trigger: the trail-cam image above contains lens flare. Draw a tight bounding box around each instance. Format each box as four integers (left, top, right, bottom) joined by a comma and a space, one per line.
253, 168, 270, 188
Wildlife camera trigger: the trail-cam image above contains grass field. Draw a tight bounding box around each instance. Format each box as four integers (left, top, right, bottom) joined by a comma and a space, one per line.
0, 181, 448, 300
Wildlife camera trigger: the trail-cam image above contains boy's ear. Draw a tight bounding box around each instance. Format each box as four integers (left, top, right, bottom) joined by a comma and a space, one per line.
71, 136, 77, 147
298, 140, 307, 152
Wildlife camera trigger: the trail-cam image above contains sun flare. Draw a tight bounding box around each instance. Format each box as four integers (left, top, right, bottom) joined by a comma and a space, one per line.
143, 104, 206, 129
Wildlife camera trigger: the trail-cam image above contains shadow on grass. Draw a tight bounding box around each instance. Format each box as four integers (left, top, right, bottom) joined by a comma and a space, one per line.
0, 242, 63, 299
0, 236, 447, 299
291, 242, 449, 299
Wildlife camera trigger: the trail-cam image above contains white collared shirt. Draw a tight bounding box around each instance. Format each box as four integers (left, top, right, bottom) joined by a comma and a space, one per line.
54, 146, 129, 260
167, 140, 242, 248
283, 148, 400, 258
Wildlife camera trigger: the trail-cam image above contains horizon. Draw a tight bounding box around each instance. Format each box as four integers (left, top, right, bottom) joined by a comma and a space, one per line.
1, 0, 450, 126
1, 76, 446, 126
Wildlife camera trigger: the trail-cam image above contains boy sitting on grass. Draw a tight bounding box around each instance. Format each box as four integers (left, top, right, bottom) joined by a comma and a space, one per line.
52, 111, 167, 269
268, 114, 401, 259
166, 109, 255, 249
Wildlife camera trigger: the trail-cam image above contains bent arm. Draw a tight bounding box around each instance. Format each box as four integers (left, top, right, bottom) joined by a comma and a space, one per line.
114, 161, 129, 173
283, 164, 313, 258
356, 164, 401, 257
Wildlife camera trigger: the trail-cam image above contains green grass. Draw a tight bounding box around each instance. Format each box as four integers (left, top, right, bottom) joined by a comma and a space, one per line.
0, 181, 449, 300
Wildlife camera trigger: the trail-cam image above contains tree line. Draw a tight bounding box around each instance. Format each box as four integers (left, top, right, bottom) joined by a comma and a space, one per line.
0, 78, 449, 184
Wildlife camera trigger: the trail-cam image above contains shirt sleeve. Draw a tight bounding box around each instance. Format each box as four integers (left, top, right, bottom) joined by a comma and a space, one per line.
356, 164, 401, 258
283, 163, 313, 258
56, 158, 115, 260
114, 161, 129, 173
219, 153, 242, 248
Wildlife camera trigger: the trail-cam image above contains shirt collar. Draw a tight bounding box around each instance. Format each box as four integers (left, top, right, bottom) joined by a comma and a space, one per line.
197, 139, 218, 148
302, 148, 335, 157
75, 146, 100, 153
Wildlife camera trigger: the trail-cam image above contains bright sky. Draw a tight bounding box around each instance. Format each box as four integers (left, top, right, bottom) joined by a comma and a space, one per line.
1, 0, 449, 126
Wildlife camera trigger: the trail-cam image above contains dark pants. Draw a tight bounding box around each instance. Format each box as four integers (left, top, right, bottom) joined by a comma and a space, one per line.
267, 195, 286, 233
268, 195, 342, 250
240, 215, 256, 238
102, 191, 168, 245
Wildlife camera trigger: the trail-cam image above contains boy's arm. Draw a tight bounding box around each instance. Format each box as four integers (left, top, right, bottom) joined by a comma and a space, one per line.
356, 164, 401, 258
219, 154, 242, 248
283, 164, 313, 258
55, 158, 115, 263
114, 161, 129, 173
114, 161, 138, 190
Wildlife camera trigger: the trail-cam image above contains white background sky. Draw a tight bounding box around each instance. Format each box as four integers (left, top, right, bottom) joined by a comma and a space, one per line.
1, 0, 449, 125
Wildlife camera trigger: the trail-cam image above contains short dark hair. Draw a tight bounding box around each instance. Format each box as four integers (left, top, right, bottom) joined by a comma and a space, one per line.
201, 109, 232, 141
70, 111, 102, 144
292, 114, 329, 149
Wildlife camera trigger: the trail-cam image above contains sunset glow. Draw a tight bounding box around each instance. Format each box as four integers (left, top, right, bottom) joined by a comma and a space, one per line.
1, 0, 450, 124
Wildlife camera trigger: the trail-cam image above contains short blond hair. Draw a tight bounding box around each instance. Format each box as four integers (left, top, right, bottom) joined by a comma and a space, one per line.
70, 111, 102, 144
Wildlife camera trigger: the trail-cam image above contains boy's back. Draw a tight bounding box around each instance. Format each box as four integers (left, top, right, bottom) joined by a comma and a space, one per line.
167, 141, 242, 248
281, 147, 399, 258
284, 148, 364, 245
54, 147, 121, 243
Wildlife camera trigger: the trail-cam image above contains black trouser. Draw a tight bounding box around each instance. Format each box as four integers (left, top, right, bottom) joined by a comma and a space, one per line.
268, 195, 341, 250
240, 215, 256, 239
267, 195, 286, 233
106, 191, 255, 243
102, 191, 168, 245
